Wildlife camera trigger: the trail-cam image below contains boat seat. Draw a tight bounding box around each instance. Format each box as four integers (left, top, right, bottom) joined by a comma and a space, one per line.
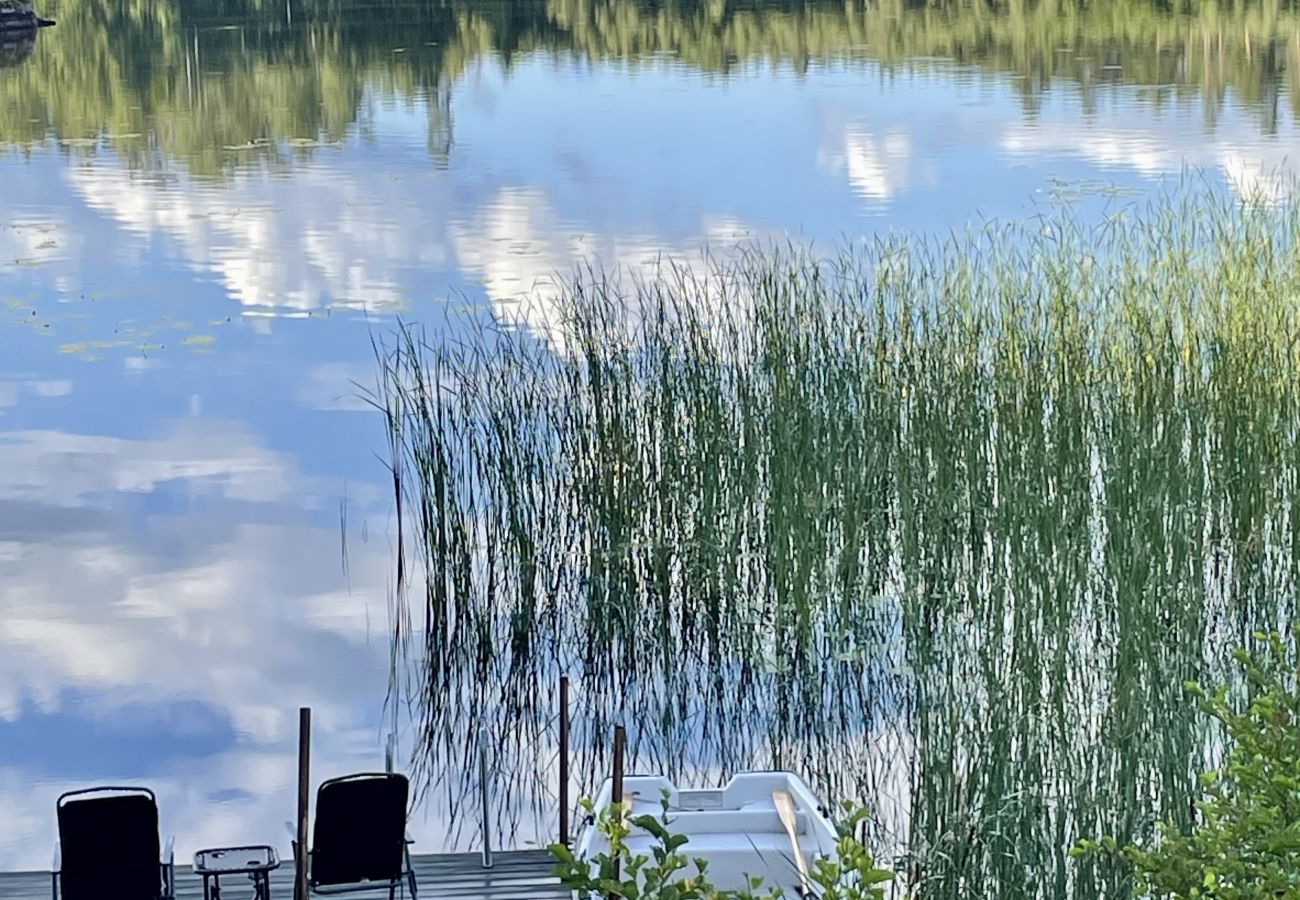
630, 809, 807, 835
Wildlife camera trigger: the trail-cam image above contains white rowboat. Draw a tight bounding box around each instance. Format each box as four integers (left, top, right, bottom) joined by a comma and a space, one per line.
574, 770, 839, 895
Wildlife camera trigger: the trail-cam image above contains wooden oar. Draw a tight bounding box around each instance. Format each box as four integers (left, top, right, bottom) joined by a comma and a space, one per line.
773, 789, 814, 898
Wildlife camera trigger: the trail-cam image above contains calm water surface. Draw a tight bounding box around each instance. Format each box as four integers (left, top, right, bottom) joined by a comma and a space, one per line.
1, 0, 1298, 870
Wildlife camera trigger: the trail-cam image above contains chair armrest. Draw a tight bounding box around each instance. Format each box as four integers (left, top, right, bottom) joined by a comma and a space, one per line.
52, 841, 60, 874
284, 820, 298, 841
163, 835, 175, 865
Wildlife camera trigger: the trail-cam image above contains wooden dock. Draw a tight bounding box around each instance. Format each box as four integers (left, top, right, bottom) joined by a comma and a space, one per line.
0, 850, 567, 899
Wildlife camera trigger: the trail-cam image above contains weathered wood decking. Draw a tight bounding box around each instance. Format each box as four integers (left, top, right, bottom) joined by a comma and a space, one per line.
0, 850, 567, 899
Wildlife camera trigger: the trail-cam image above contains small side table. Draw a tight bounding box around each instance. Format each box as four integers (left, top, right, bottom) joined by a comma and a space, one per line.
193, 844, 281, 900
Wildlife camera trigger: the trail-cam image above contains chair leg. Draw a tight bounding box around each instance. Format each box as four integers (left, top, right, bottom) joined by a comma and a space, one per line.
403, 843, 417, 899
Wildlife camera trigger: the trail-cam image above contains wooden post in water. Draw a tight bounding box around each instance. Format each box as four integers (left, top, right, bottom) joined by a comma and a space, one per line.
609, 725, 626, 896
612, 725, 626, 807
559, 674, 570, 846
480, 728, 494, 869
295, 708, 311, 900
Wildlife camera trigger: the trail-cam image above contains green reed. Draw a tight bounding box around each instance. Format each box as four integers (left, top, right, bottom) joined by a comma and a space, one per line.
378, 191, 1300, 898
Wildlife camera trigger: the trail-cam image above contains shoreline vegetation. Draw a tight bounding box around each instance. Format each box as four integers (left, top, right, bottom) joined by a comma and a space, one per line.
380, 188, 1300, 898
1, 0, 1298, 173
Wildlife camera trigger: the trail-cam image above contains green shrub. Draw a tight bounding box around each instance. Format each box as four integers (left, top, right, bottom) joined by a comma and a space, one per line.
806, 804, 896, 900
1073, 628, 1300, 898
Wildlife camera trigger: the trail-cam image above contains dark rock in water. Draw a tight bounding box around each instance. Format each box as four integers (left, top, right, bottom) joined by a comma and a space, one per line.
0, 0, 54, 30
0, 30, 35, 67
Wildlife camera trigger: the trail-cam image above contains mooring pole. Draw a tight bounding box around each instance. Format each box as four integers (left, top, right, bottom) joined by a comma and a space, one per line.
480, 728, 494, 869
609, 724, 626, 896
559, 674, 571, 846
295, 707, 311, 900
612, 725, 626, 808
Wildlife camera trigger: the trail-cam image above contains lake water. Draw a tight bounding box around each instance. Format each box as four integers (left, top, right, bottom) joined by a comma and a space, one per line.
1, 0, 1298, 872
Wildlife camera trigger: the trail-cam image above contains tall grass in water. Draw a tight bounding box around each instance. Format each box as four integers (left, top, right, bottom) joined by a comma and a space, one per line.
379, 192, 1300, 898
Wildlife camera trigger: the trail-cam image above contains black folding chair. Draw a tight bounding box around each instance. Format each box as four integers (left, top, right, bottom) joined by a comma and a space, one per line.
52, 786, 175, 900
290, 772, 418, 899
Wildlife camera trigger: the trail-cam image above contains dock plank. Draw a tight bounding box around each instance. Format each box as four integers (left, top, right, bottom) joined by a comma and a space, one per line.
0, 850, 568, 900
